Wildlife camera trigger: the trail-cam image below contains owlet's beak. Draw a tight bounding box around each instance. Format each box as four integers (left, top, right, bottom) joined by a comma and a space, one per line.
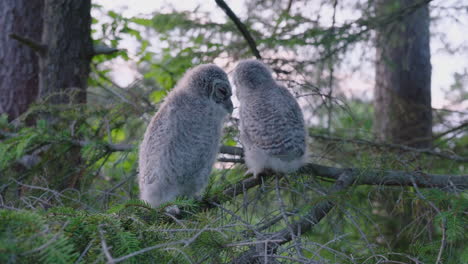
224, 98, 234, 114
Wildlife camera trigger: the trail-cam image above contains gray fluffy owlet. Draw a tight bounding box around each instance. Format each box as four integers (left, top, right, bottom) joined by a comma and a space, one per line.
232, 59, 307, 176
139, 64, 233, 207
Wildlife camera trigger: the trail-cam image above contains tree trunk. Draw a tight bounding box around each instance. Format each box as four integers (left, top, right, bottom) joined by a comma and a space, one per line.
373, 0, 433, 253
374, 0, 432, 148
0, 0, 43, 121
38, 0, 93, 190
39, 0, 93, 104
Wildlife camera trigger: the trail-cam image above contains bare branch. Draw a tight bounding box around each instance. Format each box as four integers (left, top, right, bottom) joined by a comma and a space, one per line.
75, 238, 95, 264
0, 130, 17, 138
310, 133, 468, 162
219, 145, 244, 156
214, 0, 262, 59
232, 172, 354, 263
410, 179, 446, 264
22, 221, 70, 255
220, 174, 262, 198
433, 121, 468, 140
99, 226, 116, 264
219, 146, 468, 190
301, 163, 468, 190
218, 157, 245, 163
9, 33, 47, 55
93, 44, 123, 56
74, 140, 134, 152
272, 171, 354, 245
9, 138, 466, 191
5, 129, 467, 190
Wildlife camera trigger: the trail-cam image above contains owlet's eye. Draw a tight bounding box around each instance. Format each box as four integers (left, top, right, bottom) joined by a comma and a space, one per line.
212, 80, 230, 101
218, 87, 228, 96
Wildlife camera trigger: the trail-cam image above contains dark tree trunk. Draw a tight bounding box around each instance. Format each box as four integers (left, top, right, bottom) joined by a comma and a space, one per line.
38, 0, 93, 190
373, 0, 433, 253
0, 0, 93, 192
0, 0, 44, 121
39, 0, 93, 104
374, 0, 432, 148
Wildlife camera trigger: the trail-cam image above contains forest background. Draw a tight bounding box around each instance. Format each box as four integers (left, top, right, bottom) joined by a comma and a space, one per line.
0, 0, 467, 263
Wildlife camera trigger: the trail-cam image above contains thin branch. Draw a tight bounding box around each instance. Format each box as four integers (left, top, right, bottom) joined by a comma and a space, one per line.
433, 121, 468, 140
219, 145, 244, 156
9, 33, 47, 55
0, 130, 17, 138
6, 123, 467, 190
218, 174, 263, 199
214, 0, 262, 59
22, 221, 70, 255
271, 0, 294, 36
225, 239, 284, 247
326, 0, 338, 134
11, 140, 466, 192
99, 226, 116, 264
218, 157, 245, 163
93, 44, 123, 56
75, 238, 95, 264
74, 140, 134, 152
300, 163, 468, 190
410, 179, 447, 264
232, 172, 354, 263
310, 134, 468, 162
112, 240, 187, 262
273, 171, 354, 245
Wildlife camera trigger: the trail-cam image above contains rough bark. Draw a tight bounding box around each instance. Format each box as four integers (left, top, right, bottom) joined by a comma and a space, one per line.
39, 0, 93, 104
0, 0, 44, 121
39, 0, 93, 190
374, 0, 432, 148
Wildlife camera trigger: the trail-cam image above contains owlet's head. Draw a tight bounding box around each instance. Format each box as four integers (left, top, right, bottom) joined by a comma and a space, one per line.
178, 64, 233, 114
232, 59, 274, 98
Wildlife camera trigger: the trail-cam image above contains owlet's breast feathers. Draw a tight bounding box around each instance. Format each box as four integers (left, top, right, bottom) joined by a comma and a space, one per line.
232, 59, 307, 176
138, 64, 233, 208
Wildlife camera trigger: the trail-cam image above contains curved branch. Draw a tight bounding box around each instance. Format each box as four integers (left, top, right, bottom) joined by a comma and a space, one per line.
214, 0, 262, 59
231, 172, 354, 264
310, 133, 468, 162
219, 146, 468, 190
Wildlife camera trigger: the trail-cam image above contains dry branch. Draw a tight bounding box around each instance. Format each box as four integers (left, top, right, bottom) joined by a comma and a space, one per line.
300, 163, 468, 190
310, 133, 468, 162
433, 121, 468, 140
93, 44, 123, 56
232, 172, 354, 264
214, 0, 262, 59
9, 33, 47, 55
8, 136, 467, 191
218, 145, 468, 190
